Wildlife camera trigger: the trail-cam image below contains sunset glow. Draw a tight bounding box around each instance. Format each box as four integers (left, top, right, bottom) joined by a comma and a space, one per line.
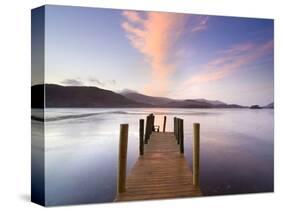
35, 5, 274, 106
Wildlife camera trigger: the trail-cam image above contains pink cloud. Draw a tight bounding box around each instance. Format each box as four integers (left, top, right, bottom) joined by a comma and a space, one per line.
185, 40, 273, 86
217, 42, 255, 55
122, 11, 143, 23
122, 11, 208, 96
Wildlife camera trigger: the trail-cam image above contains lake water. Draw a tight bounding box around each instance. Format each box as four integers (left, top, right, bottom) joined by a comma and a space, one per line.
31, 108, 274, 206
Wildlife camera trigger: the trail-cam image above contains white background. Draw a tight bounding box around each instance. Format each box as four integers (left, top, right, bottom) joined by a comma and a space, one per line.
0, 0, 279, 211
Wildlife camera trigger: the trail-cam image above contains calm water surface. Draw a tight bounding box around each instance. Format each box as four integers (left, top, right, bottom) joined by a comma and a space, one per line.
32, 108, 274, 205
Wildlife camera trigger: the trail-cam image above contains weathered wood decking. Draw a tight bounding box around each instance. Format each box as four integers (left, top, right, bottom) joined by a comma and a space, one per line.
115, 131, 201, 201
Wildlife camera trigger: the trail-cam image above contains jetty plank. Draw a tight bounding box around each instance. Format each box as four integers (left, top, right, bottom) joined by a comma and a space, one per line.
115, 132, 201, 201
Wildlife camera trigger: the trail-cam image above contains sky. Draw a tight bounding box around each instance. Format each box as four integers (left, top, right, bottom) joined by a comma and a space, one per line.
32, 5, 274, 106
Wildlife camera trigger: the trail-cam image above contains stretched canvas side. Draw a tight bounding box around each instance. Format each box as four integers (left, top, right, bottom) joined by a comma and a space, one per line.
31, 6, 45, 206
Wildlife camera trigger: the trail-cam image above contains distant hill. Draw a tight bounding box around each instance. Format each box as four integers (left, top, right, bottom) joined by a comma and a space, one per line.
160, 99, 213, 108
32, 84, 148, 108
263, 102, 274, 109
32, 84, 246, 108
120, 91, 175, 105
193, 98, 226, 106
121, 91, 245, 108
248, 102, 274, 109
160, 100, 245, 108
250, 105, 262, 109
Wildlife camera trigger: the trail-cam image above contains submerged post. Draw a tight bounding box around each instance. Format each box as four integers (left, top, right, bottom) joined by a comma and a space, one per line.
117, 124, 129, 193
180, 119, 184, 153
139, 119, 144, 155
163, 116, 167, 132
193, 123, 200, 186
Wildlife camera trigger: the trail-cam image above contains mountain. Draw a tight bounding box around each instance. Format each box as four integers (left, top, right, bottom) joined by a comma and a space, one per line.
263, 102, 274, 109
32, 84, 148, 108
31, 84, 246, 108
250, 105, 262, 109
193, 98, 226, 106
248, 102, 274, 109
121, 91, 244, 108
160, 100, 245, 108
160, 99, 213, 108
120, 91, 175, 105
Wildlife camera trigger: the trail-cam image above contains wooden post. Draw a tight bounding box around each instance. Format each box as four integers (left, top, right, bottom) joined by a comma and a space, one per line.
144, 115, 150, 144
175, 117, 178, 140
163, 116, 167, 132
176, 118, 179, 142
145, 114, 154, 143
193, 123, 200, 186
173, 117, 176, 135
180, 119, 184, 154
151, 114, 155, 135
148, 115, 152, 138
139, 119, 144, 155
117, 124, 129, 193
177, 118, 180, 145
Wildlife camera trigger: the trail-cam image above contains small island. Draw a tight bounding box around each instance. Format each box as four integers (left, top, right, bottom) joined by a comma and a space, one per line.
249, 102, 274, 109
250, 105, 262, 109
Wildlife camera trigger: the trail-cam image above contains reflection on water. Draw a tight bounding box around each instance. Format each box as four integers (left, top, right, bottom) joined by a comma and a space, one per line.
31, 109, 45, 205
32, 108, 274, 206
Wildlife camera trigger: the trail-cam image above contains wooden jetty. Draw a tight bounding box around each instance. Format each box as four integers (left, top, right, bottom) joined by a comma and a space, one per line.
115, 114, 202, 202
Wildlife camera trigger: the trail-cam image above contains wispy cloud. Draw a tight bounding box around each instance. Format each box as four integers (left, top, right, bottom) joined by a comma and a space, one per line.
119, 88, 138, 94
88, 77, 116, 87
60, 77, 117, 87
61, 78, 83, 86
122, 11, 143, 23
190, 16, 209, 32
108, 79, 117, 85
185, 40, 273, 86
122, 11, 208, 96
88, 77, 105, 86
